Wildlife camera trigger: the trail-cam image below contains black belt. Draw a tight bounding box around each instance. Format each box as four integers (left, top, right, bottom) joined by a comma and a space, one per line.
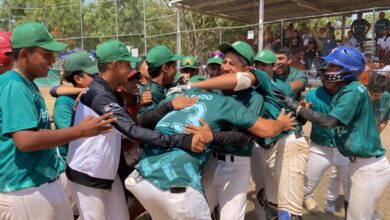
42, 176, 59, 186
170, 186, 186, 194
212, 151, 234, 162
294, 131, 303, 139
349, 155, 382, 163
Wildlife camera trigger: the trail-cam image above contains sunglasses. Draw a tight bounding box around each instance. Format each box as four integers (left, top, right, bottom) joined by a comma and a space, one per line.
209, 50, 224, 58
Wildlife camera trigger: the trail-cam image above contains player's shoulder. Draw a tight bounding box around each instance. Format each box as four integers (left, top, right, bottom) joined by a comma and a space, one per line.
55, 95, 76, 105
380, 91, 390, 104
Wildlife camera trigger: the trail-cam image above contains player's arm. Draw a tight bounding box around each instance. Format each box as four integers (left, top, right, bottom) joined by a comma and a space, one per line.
185, 119, 254, 146
191, 72, 257, 91
92, 92, 205, 152
2, 81, 115, 152
274, 90, 341, 128
289, 80, 305, 94
247, 108, 296, 138
137, 96, 198, 129
11, 113, 116, 152
186, 108, 296, 140
50, 86, 84, 98
378, 120, 388, 133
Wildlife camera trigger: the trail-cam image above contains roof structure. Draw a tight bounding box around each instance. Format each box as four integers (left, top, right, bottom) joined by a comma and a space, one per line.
170, 0, 390, 23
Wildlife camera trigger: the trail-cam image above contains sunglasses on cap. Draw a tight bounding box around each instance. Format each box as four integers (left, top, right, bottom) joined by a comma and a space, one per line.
209, 50, 224, 58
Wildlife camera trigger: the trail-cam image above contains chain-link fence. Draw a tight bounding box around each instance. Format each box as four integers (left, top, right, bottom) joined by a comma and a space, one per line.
1, 1, 389, 71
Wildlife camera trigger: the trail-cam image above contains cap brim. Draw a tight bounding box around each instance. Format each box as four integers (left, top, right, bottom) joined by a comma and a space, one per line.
83, 65, 99, 75
123, 55, 142, 63
169, 54, 184, 61
218, 43, 234, 54
128, 70, 141, 79
0, 48, 11, 54
180, 65, 198, 70
254, 57, 274, 64
207, 58, 223, 65
39, 41, 68, 52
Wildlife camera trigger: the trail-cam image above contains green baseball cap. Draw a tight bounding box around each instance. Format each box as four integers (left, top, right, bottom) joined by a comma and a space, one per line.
254, 49, 277, 64
11, 22, 67, 51
63, 51, 98, 77
190, 75, 206, 83
207, 56, 223, 65
95, 40, 142, 64
146, 45, 183, 69
219, 41, 255, 66
180, 55, 199, 69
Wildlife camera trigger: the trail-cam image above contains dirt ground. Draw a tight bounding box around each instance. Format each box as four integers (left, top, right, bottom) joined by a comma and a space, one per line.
41, 87, 390, 220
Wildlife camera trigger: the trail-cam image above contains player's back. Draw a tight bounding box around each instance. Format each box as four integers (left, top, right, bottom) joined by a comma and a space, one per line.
135, 88, 258, 192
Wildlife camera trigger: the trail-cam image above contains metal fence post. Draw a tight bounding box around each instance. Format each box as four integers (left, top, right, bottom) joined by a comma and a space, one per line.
176, 8, 181, 54
219, 27, 223, 44
258, 0, 264, 51
371, 8, 376, 61
143, 0, 147, 54
280, 19, 284, 46
79, 0, 84, 50
114, 0, 119, 40
8, 8, 11, 32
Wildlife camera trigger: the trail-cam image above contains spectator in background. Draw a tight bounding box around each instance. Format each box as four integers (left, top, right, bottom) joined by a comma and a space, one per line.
375, 12, 390, 41
299, 23, 308, 37
321, 31, 338, 57
304, 38, 320, 69
285, 23, 294, 42
351, 12, 371, 50
264, 26, 275, 49
343, 30, 358, 48
302, 27, 313, 48
290, 30, 303, 55
325, 21, 335, 33
377, 28, 390, 66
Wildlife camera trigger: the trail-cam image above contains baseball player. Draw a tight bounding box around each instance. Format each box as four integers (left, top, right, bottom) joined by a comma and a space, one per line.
274, 46, 308, 100
0, 22, 114, 220
301, 66, 349, 215
65, 41, 206, 220
184, 47, 309, 220
125, 79, 296, 220
206, 51, 223, 78
201, 41, 264, 220
325, 72, 390, 218
52, 51, 98, 217
179, 55, 200, 83
275, 45, 390, 220
0, 31, 12, 74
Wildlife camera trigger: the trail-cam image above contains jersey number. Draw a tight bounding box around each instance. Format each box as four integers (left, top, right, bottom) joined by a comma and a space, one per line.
157, 103, 207, 133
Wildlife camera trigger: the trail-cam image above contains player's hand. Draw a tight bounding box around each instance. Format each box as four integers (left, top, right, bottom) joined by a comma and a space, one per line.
140, 89, 152, 106
171, 95, 198, 110
184, 119, 213, 144
300, 100, 312, 109
277, 108, 297, 131
76, 112, 117, 138
190, 134, 206, 153
273, 89, 299, 111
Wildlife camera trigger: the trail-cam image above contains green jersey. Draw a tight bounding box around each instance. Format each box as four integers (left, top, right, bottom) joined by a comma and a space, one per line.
53, 95, 76, 161
251, 69, 301, 145
137, 80, 166, 118
136, 88, 258, 193
305, 87, 337, 147
0, 71, 64, 192
276, 67, 307, 100
371, 92, 390, 126
329, 81, 385, 157
213, 88, 264, 156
